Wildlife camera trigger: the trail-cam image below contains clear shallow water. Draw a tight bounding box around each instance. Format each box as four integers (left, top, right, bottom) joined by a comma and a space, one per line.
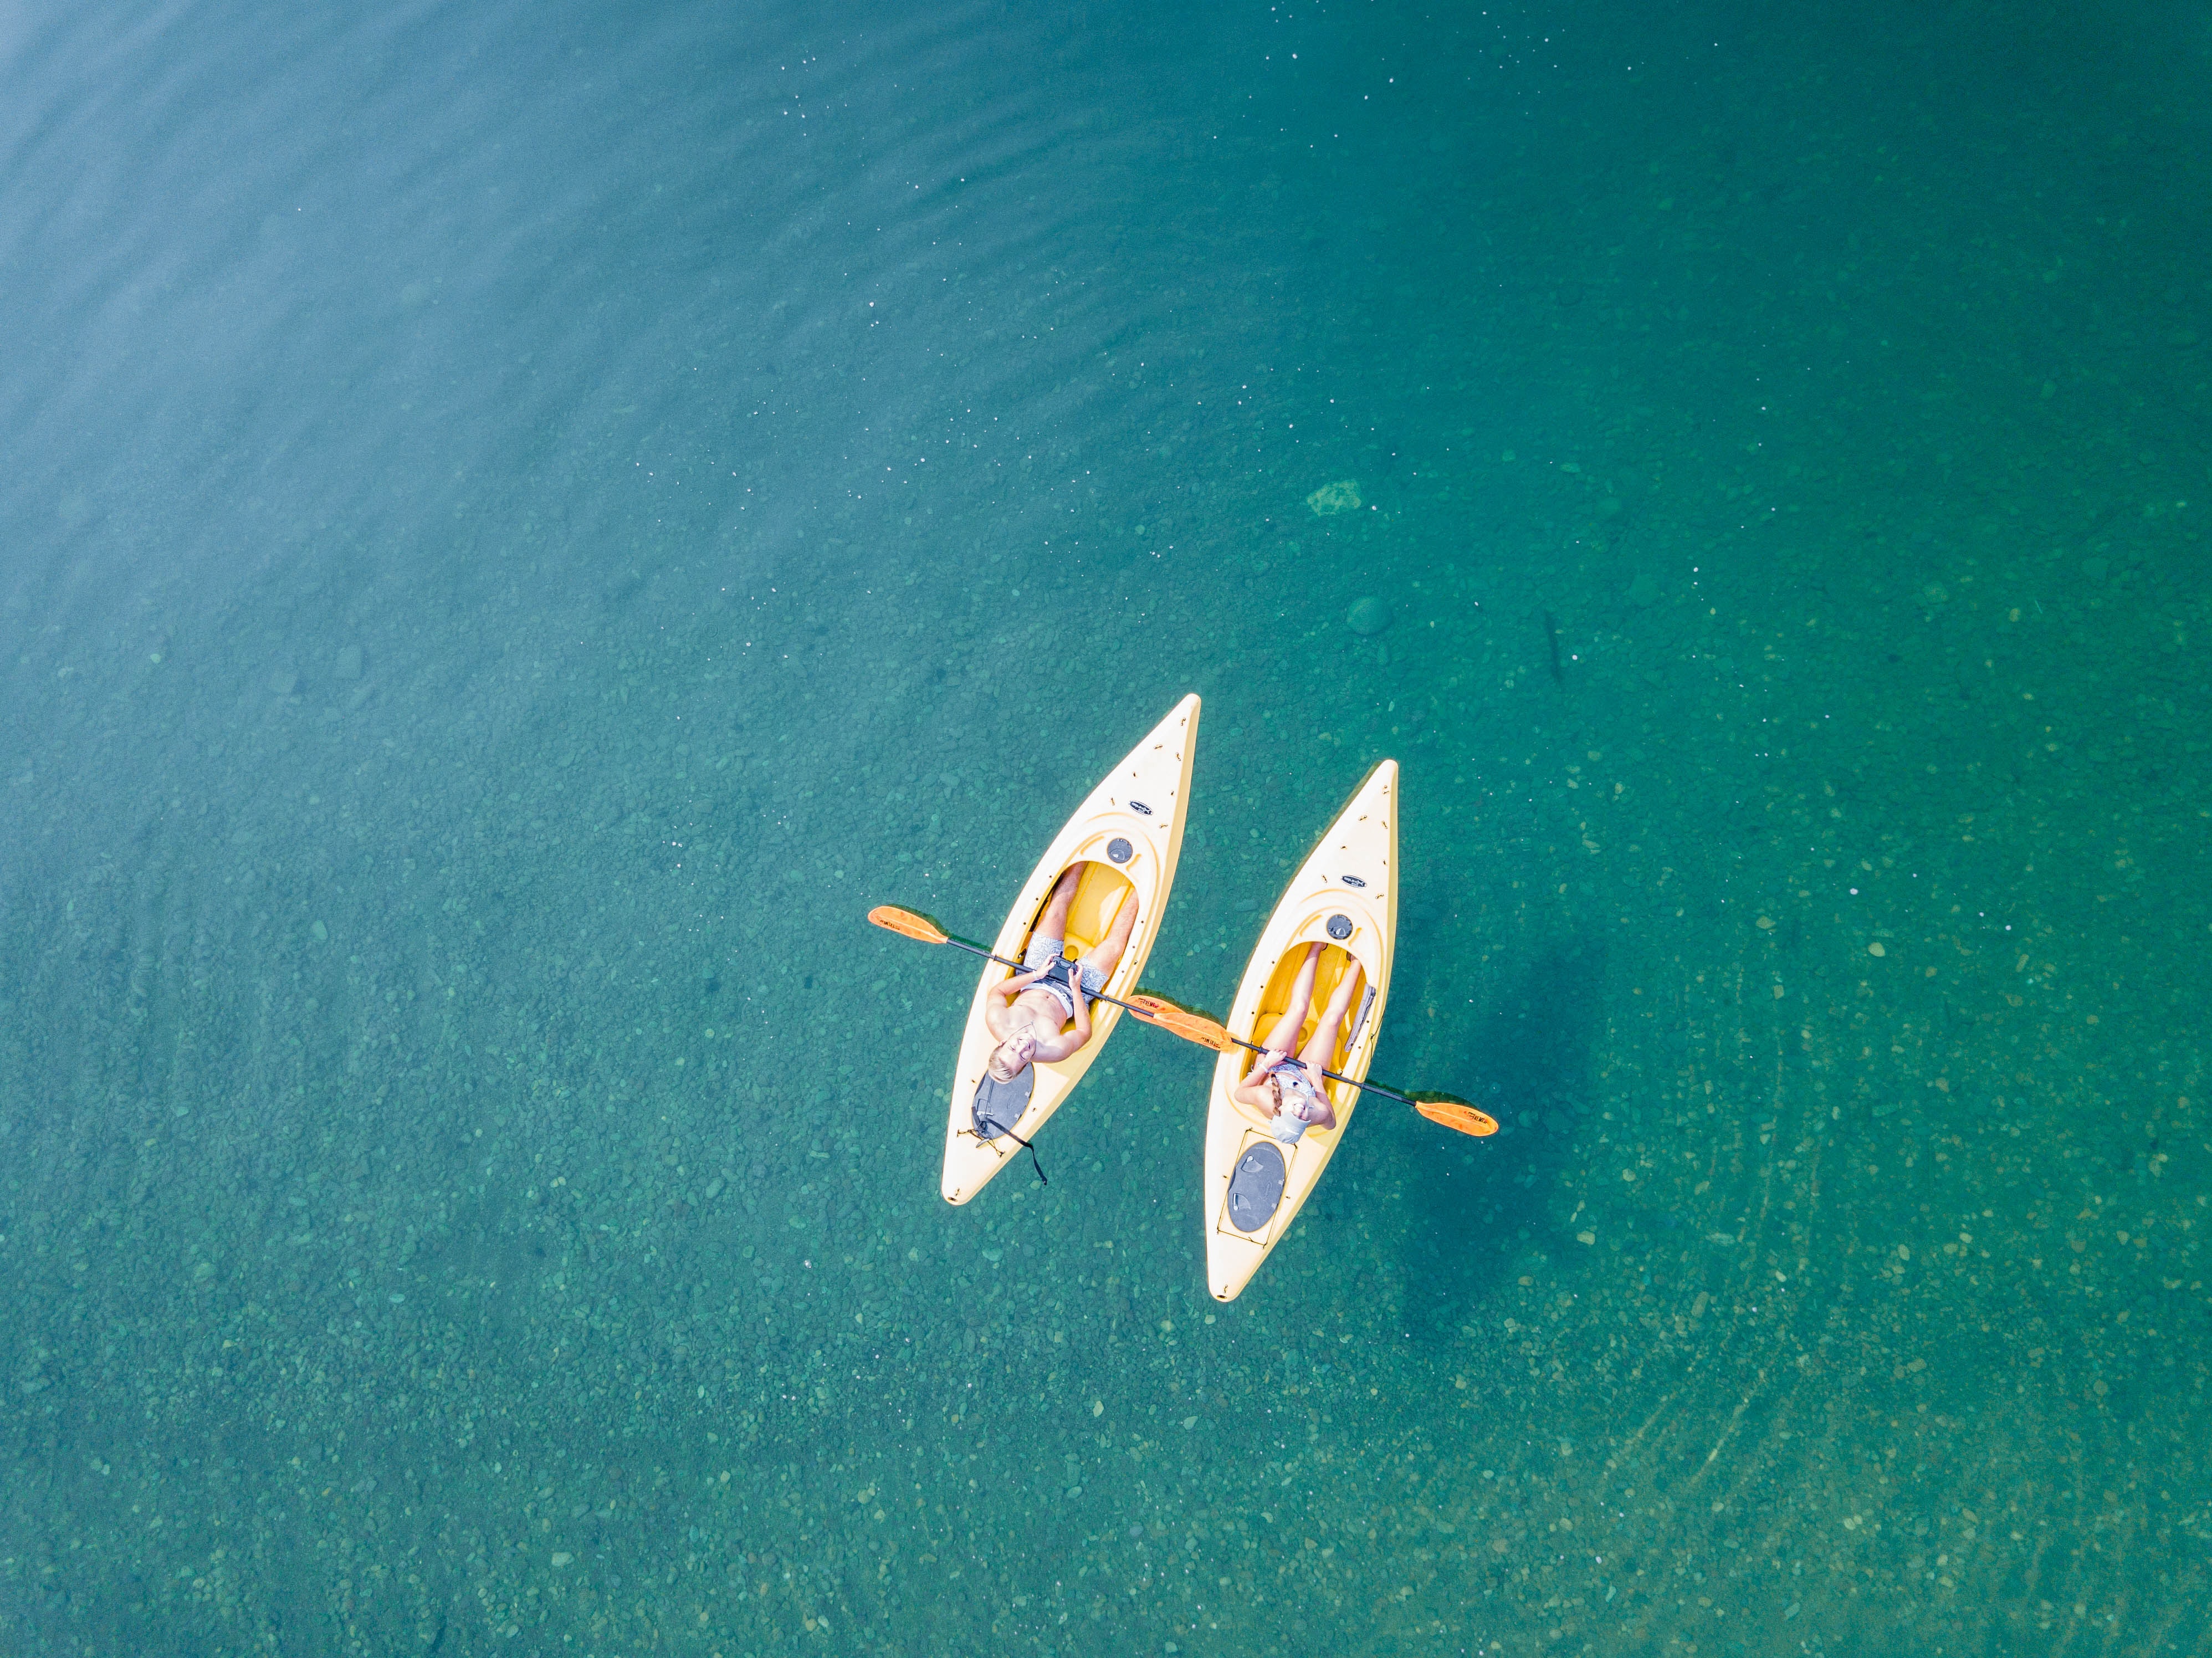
3, 0, 2210, 1652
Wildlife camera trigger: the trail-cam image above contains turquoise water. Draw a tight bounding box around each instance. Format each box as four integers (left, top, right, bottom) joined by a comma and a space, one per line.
4, 0, 2209, 1651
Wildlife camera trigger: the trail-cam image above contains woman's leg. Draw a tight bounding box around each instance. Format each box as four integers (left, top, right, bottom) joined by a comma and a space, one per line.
1299, 959, 1364, 1071
1259, 941, 1324, 1053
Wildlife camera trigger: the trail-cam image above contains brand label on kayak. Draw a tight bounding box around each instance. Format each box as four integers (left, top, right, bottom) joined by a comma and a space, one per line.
1340, 874, 1367, 888
1127, 799, 1155, 815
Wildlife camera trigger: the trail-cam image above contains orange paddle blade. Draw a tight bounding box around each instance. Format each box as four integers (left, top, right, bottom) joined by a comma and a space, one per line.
1124, 994, 1236, 1052
866, 904, 949, 945
1416, 1099, 1499, 1138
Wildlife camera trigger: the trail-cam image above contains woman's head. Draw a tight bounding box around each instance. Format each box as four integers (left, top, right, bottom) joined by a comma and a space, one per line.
1269, 1063, 1324, 1122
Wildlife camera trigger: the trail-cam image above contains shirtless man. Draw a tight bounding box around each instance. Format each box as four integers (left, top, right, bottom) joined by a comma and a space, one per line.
1228, 940, 1364, 1143
983, 863, 1140, 1083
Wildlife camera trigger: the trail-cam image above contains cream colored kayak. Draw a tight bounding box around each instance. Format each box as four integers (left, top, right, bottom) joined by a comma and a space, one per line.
1201, 759, 1397, 1301
941, 694, 1200, 1204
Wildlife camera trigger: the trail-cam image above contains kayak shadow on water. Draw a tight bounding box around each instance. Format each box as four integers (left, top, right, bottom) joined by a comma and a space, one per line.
1382, 938, 1610, 1349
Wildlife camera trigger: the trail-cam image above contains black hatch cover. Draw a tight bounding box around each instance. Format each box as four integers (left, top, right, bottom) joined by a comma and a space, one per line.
1224, 1140, 1287, 1234
972, 1065, 1035, 1141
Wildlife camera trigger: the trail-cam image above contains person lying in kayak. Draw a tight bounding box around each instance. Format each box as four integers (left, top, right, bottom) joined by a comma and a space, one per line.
984, 863, 1140, 1082
1229, 940, 1363, 1143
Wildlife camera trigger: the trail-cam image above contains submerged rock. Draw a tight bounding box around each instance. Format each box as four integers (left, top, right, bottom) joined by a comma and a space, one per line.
1307, 479, 1361, 516
1346, 596, 1391, 636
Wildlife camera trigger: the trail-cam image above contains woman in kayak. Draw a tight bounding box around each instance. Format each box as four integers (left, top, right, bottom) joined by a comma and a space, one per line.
983, 863, 1140, 1083
1229, 940, 1363, 1143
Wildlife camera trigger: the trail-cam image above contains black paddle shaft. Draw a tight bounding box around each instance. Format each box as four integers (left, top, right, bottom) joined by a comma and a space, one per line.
935, 930, 1154, 1023
940, 929, 1442, 1114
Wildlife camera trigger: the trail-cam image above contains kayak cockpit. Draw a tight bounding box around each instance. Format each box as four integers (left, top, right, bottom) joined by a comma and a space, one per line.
1223, 935, 1371, 1125
1005, 859, 1131, 1032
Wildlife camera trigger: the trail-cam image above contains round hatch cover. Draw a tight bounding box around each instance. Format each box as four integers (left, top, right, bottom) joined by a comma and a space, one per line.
1326, 914, 1353, 940
1224, 1140, 1288, 1234
1107, 837, 1134, 864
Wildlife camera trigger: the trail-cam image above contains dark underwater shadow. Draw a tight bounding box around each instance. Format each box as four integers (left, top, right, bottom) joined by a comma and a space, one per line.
1380, 937, 1610, 1348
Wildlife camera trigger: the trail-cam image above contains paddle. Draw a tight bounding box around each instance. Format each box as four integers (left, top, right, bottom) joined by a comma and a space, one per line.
866, 904, 1163, 1024
866, 905, 1498, 1139
1123, 993, 1499, 1139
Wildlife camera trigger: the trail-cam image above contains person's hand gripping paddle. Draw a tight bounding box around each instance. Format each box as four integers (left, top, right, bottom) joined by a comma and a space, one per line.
1118, 992, 1498, 1139
867, 904, 1158, 1020
867, 905, 1498, 1139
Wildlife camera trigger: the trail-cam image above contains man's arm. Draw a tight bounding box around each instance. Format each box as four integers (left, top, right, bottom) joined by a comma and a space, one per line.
1030, 1026, 1086, 1064
1025, 989, 1090, 1063
987, 966, 1049, 1009
984, 968, 1046, 1038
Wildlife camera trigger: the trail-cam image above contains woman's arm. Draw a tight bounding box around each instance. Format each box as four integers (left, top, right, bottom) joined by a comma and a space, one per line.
1292, 1060, 1339, 1130
1228, 1056, 1282, 1119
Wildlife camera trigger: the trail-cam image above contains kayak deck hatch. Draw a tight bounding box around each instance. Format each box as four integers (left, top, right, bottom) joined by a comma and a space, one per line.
1223, 1140, 1287, 1233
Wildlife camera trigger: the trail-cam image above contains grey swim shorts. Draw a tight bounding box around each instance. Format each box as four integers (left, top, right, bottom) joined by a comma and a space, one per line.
1021, 936, 1107, 1020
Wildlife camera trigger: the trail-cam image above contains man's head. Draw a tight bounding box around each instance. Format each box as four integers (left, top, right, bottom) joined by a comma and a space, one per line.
987, 1032, 1039, 1082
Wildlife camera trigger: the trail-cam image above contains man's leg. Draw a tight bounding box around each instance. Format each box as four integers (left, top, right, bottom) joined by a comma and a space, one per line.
1259, 941, 1324, 1053
1036, 863, 1083, 942
1076, 878, 1142, 985
1300, 958, 1363, 1071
